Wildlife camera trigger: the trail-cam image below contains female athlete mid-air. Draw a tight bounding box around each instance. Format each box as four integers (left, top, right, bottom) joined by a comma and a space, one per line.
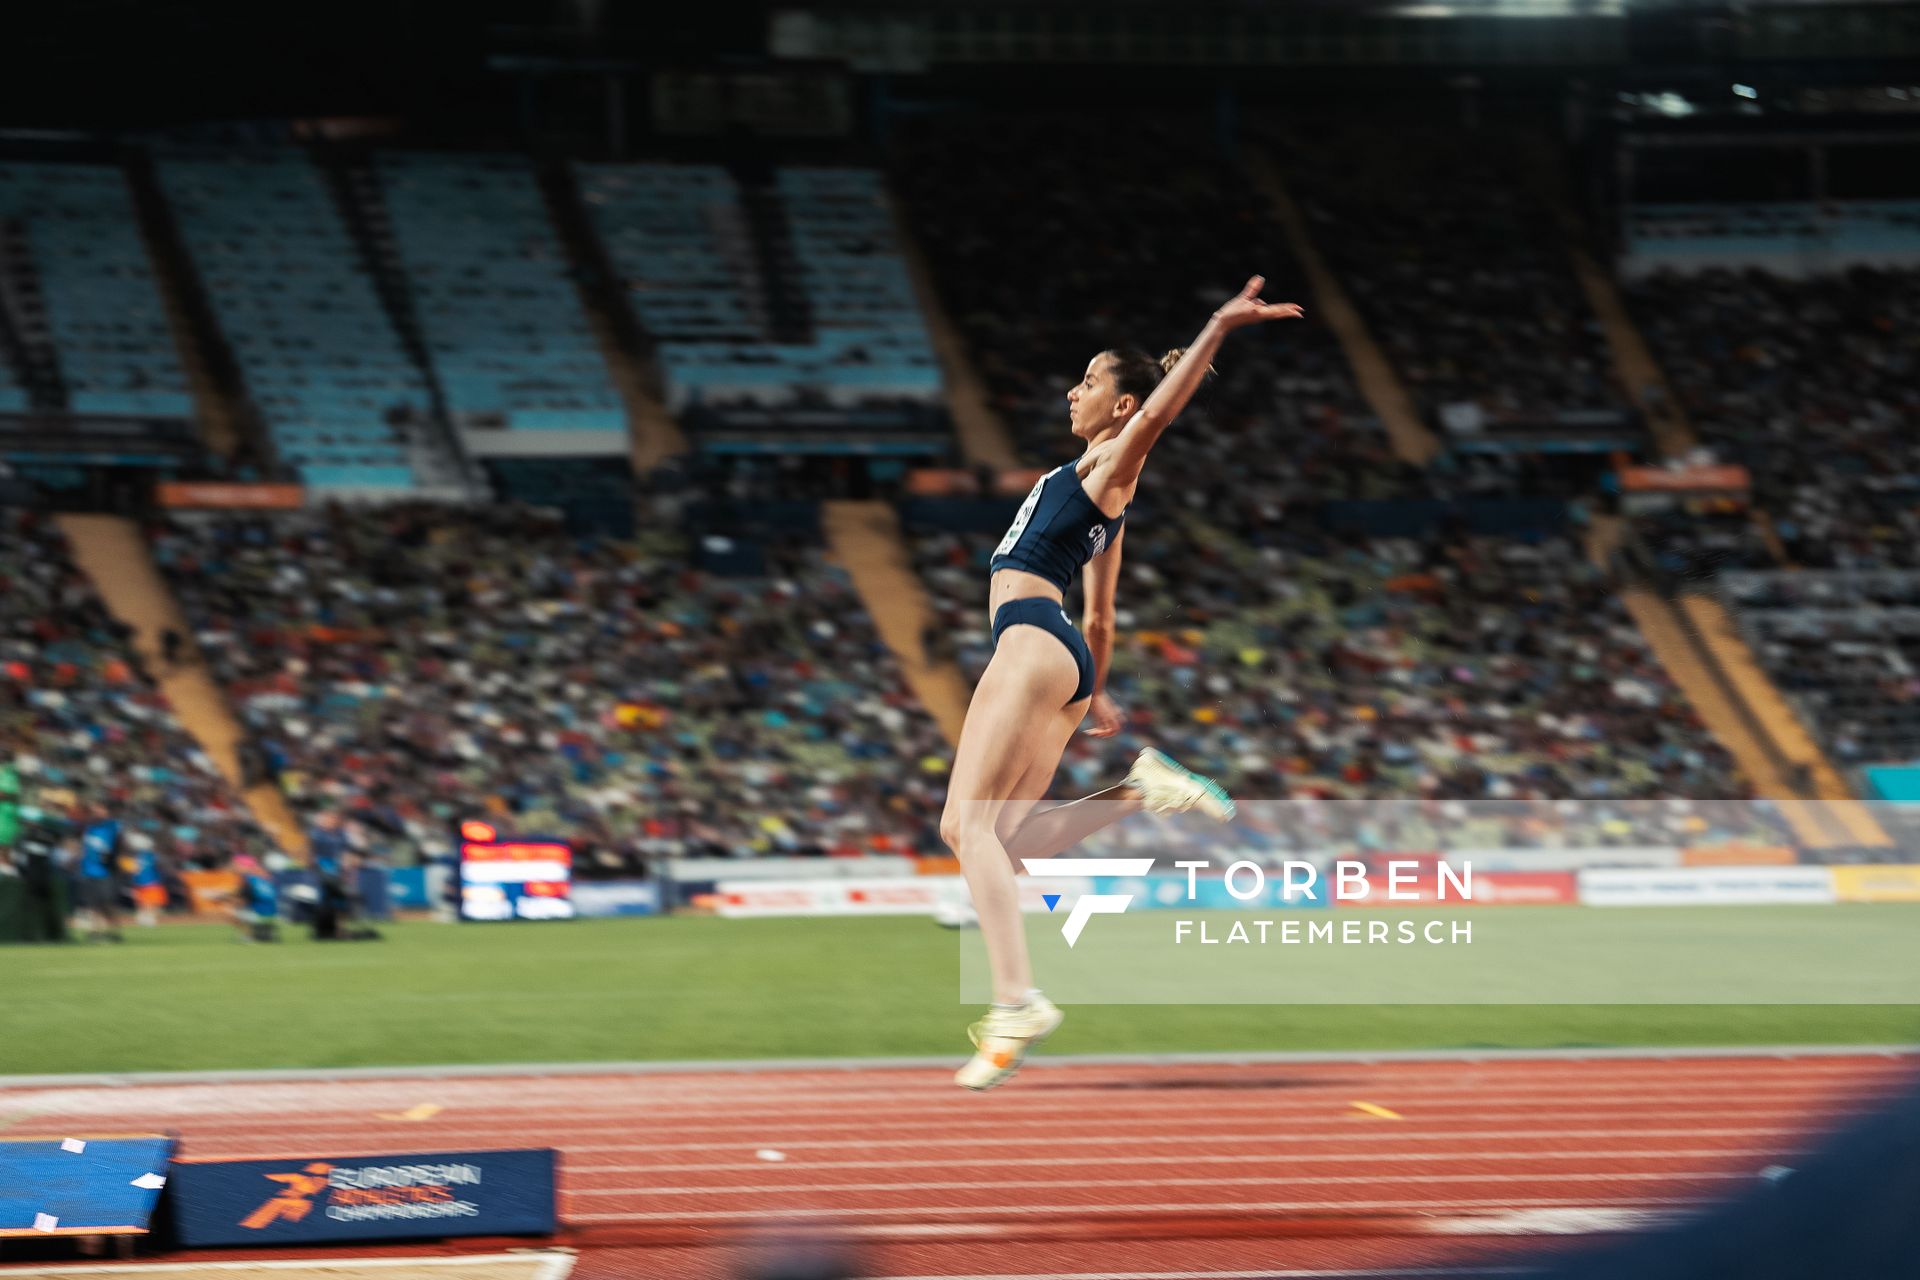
946, 275, 1303, 1091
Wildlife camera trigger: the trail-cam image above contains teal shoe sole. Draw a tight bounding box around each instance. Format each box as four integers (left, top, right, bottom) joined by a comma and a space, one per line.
1143, 747, 1238, 821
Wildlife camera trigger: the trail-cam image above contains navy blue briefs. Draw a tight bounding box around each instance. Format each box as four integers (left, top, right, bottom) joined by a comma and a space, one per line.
991, 597, 1095, 705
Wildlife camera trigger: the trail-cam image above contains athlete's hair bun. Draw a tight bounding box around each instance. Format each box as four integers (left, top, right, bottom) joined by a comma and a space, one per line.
1160, 347, 1217, 379
1104, 346, 1216, 404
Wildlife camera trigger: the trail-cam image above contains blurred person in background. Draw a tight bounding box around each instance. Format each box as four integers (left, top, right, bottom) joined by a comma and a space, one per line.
339, 842, 382, 941
0, 761, 17, 854
11, 819, 69, 943
306, 808, 349, 940
125, 832, 166, 927
75, 807, 123, 943
227, 852, 280, 943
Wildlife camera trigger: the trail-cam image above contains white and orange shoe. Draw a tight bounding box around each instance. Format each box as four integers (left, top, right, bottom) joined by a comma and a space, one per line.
954, 992, 1064, 1091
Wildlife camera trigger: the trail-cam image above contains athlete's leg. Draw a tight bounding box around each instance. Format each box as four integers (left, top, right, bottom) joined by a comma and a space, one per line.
1004, 745, 1240, 863
941, 627, 1081, 1006
992, 708, 1146, 861
1003, 785, 1147, 860
990, 700, 1086, 850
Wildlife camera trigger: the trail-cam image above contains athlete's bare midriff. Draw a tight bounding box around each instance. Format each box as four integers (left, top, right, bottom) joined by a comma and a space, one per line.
987, 567, 1066, 625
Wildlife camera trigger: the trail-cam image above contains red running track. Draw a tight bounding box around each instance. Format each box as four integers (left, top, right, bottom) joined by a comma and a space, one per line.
1, 1051, 1912, 1279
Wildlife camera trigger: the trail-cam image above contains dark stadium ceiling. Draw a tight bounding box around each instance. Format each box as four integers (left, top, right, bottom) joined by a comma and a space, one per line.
755, 0, 1911, 8
2, 0, 1917, 130
0, 0, 755, 127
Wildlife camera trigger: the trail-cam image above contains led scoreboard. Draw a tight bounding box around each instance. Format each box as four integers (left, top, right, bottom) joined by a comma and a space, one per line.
457, 821, 575, 922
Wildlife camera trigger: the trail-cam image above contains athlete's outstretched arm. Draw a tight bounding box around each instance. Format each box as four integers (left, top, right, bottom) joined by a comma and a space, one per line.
1111, 275, 1302, 483
1081, 525, 1125, 736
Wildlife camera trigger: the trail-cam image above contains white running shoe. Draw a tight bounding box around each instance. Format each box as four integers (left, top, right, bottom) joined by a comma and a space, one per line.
954, 993, 1064, 1092
932, 900, 979, 930
1125, 747, 1237, 821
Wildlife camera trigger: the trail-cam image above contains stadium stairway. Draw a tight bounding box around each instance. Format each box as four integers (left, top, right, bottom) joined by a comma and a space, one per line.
886, 184, 1018, 469
1617, 585, 1845, 846
1519, 145, 1699, 460
54, 514, 307, 856
1752, 508, 1793, 566
1676, 593, 1894, 849
0, 218, 68, 410
1243, 149, 1440, 467
822, 499, 971, 744
737, 176, 814, 344
535, 157, 687, 472
323, 148, 481, 496
1584, 512, 1631, 570
1533, 149, 1799, 573
0, 251, 38, 406
1567, 245, 1699, 459
123, 149, 250, 463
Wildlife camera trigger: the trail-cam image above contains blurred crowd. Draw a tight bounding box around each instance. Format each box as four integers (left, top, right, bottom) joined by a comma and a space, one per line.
17, 120, 1911, 882
1723, 570, 1920, 767
1272, 116, 1625, 427
1627, 499, 1779, 586
0, 510, 273, 883
913, 515, 1786, 848
1628, 266, 1920, 571
889, 110, 1426, 507
151, 504, 952, 864
890, 110, 1780, 847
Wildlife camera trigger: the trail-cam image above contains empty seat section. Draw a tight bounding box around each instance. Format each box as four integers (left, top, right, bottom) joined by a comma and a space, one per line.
375, 152, 619, 432
158, 151, 425, 490
576, 162, 766, 342
773, 166, 941, 403
0, 162, 191, 417
579, 162, 944, 433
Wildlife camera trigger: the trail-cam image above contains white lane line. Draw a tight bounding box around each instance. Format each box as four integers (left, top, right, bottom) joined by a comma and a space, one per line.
145, 1104, 1868, 1149
172, 1112, 1841, 1160
570, 1146, 1802, 1175
48, 1086, 1863, 1125
563, 1170, 1750, 1197
9, 1067, 1903, 1125
175, 1123, 1809, 1163
105, 1084, 1894, 1132
548, 1124, 1808, 1155
3, 1061, 1904, 1114
3, 1042, 1904, 1088
563, 1194, 1704, 1223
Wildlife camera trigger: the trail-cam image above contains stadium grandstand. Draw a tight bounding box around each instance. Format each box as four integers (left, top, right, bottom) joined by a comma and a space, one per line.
4, 2, 1920, 1278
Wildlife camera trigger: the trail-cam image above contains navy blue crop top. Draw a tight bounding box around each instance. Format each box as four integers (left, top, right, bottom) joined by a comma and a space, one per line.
988, 463, 1128, 591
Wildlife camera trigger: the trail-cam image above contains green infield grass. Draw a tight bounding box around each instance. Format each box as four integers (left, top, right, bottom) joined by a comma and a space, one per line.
1, 911, 1916, 1076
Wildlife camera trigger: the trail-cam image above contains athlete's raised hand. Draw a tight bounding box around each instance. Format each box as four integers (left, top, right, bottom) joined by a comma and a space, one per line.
1084, 690, 1126, 739
1211, 275, 1304, 331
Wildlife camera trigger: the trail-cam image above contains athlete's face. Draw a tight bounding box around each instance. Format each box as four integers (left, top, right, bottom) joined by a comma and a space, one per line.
1066, 355, 1135, 439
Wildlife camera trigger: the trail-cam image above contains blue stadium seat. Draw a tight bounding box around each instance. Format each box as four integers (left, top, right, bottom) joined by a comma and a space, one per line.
375, 152, 621, 435
158, 151, 433, 491
577, 162, 943, 425
0, 162, 192, 418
